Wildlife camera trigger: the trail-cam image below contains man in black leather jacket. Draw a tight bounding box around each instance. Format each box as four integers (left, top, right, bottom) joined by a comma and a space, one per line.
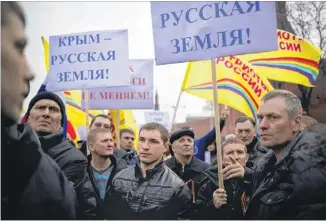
245, 90, 326, 220
1, 2, 76, 219
25, 91, 95, 219
104, 122, 192, 220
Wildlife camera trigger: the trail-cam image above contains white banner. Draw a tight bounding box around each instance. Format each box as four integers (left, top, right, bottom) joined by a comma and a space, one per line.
81, 59, 154, 109
151, 1, 278, 65
46, 29, 130, 91
144, 111, 171, 131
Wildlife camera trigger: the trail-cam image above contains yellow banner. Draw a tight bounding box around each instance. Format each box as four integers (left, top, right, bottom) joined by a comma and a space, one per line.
182, 57, 274, 119
238, 29, 322, 87
109, 109, 139, 152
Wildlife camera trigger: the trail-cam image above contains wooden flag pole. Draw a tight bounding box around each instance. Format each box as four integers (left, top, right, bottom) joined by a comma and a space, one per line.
85, 89, 90, 136
211, 58, 224, 189
171, 90, 182, 131
85, 89, 90, 155
116, 109, 120, 148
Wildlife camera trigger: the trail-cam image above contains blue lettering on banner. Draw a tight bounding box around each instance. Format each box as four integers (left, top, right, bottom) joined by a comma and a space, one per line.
159, 1, 260, 28
56, 69, 110, 83
171, 28, 251, 54
51, 51, 116, 65
58, 33, 100, 47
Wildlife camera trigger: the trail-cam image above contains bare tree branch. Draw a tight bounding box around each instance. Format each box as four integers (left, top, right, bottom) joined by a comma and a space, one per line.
284, 1, 326, 115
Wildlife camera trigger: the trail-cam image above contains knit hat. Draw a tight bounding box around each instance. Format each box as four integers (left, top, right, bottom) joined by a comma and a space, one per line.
25, 91, 66, 127
170, 126, 195, 144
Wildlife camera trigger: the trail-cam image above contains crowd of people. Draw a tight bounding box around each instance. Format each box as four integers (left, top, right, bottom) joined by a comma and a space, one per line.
2, 2, 326, 220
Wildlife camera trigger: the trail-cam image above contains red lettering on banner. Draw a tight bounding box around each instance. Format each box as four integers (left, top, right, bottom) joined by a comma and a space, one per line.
225, 61, 233, 68
216, 57, 225, 64
242, 64, 250, 74
242, 73, 249, 81
248, 78, 256, 89
293, 43, 301, 52
132, 77, 146, 86
234, 67, 241, 75
254, 86, 262, 97
277, 30, 282, 39
100, 92, 108, 99
279, 41, 286, 50
279, 41, 301, 52
282, 32, 290, 40
235, 58, 242, 65
90, 92, 96, 99
222, 58, 267, 97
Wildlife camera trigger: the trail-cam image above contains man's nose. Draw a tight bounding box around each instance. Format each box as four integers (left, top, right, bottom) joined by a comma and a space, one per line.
41, 108, 50, 116
259, 117, 269, 130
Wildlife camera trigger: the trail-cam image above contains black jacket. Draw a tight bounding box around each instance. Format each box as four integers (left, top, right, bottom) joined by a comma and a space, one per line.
243, 137, 268, 188
245, 132, 326, 220
38, 129, 92, 219
87, 154, 128, 219
165, 156, 210, 199
194, 165, 250, 220
1, 123, 77, 219
103, 158, 192, 220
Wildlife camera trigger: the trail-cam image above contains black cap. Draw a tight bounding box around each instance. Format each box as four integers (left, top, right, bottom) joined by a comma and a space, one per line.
26, 91, 66, 127
170, 126, 195, 144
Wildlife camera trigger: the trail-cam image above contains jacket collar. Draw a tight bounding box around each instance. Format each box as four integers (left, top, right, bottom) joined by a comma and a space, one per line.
257, 132, 312, 173
38, 128, 65, 153
88, 153, 117, 169
134, 157, 165, 180
247, 136, 258, 152
169, 155, 205, 172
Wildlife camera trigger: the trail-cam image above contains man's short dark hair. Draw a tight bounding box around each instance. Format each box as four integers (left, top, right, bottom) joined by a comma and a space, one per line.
139, 122, 169, 144
235, 116, 256, 127
90, 114, 111, 127
1, 2, 26, 27
120, 128, 135, 138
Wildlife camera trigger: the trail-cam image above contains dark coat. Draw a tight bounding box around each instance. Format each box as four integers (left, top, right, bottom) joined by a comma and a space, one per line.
86, 154, 129, 219
165, 156, 210, 198
194, 165, 250, 220
245, 132, 326, 220
243, 137, 268, 194
103, 158, 192, 220
1, 124, 77, 220
38, 129, 92, 219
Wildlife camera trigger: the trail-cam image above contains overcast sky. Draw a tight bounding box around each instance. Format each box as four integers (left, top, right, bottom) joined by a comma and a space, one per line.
21, 1, 210, 124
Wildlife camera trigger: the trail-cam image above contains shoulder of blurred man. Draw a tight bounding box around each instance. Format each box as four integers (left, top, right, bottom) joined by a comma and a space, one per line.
2, 123, 77, 219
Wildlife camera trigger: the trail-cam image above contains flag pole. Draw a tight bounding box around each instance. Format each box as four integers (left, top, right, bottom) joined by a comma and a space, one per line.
171, 90, 182, 131
116, 109, 120, 148
85, 89, 90, 135
211, 58, 224, 189
85, 89, 90, 155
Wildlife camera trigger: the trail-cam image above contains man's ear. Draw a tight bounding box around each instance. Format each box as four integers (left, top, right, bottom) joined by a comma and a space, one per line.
164, 142, 171, 154
293, 115, 302, 132
88, 143, 94, 152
